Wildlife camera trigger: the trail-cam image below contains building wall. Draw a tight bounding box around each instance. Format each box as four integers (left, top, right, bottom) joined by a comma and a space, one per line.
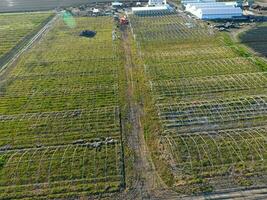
201, 13, 242, 19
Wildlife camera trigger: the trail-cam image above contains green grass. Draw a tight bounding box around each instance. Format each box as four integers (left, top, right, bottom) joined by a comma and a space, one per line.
0, 12, 53, 59
0, 16, 125, 199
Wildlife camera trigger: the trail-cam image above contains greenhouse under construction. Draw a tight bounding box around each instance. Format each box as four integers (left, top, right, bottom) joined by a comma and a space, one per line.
132, 0, 174, 15
183, 0, 243, 19
132, 5, 173, 15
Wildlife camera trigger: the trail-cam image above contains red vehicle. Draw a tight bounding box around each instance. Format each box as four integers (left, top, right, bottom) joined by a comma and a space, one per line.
120, 16, 128, 25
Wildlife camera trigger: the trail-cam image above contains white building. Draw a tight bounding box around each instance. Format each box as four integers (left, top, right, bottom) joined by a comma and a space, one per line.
132, 0, 174, 15
132, 5, 173, 15
148, 0, 166, 6
112, 1, 123, 7
92, 8, 100, 14
185, 2, 242, 19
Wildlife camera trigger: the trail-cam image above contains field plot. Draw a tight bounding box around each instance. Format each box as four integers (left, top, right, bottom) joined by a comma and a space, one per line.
0, 12, 52, 62
0, 0, 117, 12
130, 14, 267, 194
239, 22, 267, 57
146, 57, 262, 80
0, 16, 124, 199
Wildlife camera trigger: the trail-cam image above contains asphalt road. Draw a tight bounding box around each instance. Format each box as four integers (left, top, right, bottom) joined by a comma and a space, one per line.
0, 0, 110, 12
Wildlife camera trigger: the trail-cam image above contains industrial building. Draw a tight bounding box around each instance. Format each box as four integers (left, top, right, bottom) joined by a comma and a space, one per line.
183, 0, 243, 19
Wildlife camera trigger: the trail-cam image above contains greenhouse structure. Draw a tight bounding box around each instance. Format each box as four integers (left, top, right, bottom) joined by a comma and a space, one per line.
185, 2, 243, 19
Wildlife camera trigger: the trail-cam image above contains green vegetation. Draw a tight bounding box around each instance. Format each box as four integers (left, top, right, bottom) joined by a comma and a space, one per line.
0, 12, 52, 60
0, 16, 125, 199
129, 14, 267, 194
0, 9, 266, 198
239, 22, 267, 57
0, 156, 5, 169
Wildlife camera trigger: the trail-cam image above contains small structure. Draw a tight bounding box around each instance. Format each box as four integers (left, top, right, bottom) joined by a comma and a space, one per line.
148, 0, 166, 6
136, 2, 142, 6
92, 8, 100, 14
112, 1, 123, 8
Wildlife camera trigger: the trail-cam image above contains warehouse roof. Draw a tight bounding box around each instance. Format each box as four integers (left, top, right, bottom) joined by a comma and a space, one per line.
188, 2, 236, 6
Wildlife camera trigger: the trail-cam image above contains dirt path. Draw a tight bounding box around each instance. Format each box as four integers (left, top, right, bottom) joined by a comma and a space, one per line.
120, 25, 180, 200
121, 25, 154, 199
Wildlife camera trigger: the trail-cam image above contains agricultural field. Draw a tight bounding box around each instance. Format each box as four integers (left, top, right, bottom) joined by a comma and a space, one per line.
0, 16, 125, 199
129, 14, 267, 194
239, 22, 267, 57
0, 12, 53, 63
0, 0, 122, 12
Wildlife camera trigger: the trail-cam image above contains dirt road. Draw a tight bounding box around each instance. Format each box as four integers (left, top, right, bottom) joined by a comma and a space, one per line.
120, 25, 181, 200
121, 25, 155, 199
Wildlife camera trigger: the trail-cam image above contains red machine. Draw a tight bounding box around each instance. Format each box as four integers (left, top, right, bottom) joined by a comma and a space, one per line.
120, 16, 128, 25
